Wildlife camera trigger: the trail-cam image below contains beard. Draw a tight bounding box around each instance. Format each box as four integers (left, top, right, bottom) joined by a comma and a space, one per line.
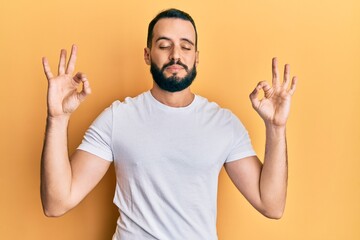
150, 59, 197, 93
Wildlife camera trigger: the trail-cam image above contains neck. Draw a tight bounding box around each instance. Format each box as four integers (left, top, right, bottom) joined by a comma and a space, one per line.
150, 84, 195, 108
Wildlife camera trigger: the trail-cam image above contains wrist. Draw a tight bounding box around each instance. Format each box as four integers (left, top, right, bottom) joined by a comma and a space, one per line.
265, 123, 286, 137
48, 114, 70, 120
46, 114, 70, 128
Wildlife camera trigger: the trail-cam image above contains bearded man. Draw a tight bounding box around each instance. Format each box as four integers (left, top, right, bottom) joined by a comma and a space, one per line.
41, 8, 297, 240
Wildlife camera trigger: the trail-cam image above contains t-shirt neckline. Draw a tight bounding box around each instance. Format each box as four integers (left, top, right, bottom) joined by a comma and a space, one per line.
146, 90, 199, 112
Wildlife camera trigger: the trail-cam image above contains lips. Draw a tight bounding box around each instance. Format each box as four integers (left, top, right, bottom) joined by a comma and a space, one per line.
166, 65, 184, 71
162, 60, 189, 72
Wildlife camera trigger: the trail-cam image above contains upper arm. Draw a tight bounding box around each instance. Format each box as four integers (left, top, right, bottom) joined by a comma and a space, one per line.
68, 149, 112, 208
224, 155, 264, 212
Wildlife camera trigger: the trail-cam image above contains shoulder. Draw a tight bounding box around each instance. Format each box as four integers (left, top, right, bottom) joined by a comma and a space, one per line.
195, 94, 236, 122
107, 91, 149, 112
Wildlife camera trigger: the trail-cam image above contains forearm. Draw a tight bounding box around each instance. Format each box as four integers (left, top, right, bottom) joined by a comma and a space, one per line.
41, 115, 73, 216
259, 124, 288, 218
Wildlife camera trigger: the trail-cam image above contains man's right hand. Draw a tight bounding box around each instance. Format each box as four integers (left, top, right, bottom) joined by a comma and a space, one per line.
41, 45, 111, 217
42, 44, 91, 118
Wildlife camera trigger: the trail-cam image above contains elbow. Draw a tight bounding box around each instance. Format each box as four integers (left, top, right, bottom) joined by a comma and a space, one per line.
41, 191, 74, 217
263, 210, 284, 220
259, 205, 285, 220
43, 207, 67, 218
41, 199, 72, 218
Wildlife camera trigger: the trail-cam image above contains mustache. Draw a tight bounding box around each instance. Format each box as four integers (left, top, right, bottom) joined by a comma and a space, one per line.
161, 59, 189, 72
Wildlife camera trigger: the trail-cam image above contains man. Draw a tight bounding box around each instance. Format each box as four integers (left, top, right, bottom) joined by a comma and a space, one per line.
41, 8, 297, 240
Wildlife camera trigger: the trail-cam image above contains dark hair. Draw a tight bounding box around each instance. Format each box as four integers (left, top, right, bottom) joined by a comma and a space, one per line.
147, 8, 198, 50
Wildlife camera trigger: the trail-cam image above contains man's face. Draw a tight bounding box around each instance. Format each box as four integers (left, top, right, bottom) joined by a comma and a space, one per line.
144, 18, 199, 92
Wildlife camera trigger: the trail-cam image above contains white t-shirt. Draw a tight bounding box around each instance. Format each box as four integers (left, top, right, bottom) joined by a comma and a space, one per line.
78, 91, 256, 240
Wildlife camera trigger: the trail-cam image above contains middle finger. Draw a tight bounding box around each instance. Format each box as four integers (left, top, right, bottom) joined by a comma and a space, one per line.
272, 57, 280, 87
58, 49, 67, 75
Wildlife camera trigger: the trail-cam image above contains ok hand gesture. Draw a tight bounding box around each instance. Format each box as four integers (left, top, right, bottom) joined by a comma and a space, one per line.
42, 45, 91, 119
250, 58, 297, 127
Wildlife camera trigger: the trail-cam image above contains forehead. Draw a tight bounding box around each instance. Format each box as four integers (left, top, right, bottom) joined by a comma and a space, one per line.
152, 18, 196, 43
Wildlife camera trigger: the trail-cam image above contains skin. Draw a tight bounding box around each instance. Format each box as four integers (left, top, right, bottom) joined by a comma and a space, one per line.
226, 58, 297, 219
41, 46, 111, 216
144, 18, 199, 107
40, 18, 297, 219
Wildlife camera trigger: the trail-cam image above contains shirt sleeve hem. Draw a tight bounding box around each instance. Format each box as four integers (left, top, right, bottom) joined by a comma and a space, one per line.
77, 144, 113, 162
225, 151, 257, 163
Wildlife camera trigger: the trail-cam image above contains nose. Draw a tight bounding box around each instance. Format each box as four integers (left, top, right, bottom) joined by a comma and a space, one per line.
169, 46, 181, 62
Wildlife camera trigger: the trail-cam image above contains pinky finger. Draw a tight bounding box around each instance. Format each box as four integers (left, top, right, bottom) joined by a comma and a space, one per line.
288, 76, 298, 96
42, 57, 54, 80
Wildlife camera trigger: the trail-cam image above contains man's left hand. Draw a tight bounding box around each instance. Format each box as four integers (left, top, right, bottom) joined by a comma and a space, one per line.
249, 57, 297, 127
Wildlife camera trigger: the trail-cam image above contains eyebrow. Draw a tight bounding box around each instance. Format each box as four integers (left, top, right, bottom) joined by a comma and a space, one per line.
155, 36, 195, 46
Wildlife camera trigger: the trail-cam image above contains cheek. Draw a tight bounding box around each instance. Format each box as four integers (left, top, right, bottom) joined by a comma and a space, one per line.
150, 52, 168, 66
185, 54, 197, 65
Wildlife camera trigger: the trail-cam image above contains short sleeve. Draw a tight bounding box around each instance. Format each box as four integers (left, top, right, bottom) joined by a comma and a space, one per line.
225, 114, 256, 163
77, 103, 116, 162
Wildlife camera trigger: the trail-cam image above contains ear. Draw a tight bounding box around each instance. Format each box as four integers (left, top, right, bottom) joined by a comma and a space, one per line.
195, 51, 200, 67
144, 47, 151, 65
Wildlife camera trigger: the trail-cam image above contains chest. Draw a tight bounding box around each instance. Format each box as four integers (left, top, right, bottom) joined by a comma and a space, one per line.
112, 110, 233, 175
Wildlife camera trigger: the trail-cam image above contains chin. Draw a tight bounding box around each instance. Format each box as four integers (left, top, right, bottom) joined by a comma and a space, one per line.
169, 73, 186, 79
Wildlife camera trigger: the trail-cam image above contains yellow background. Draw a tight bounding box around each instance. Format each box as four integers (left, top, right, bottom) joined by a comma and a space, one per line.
1, 0, 359, 239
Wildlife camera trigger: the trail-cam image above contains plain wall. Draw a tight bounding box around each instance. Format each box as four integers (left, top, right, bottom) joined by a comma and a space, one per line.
0, 0, 359, 239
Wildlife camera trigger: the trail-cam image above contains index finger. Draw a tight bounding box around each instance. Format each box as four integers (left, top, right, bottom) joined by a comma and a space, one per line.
66, 44, 78, 74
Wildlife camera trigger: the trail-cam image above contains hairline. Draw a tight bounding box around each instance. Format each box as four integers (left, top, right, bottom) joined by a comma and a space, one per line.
147, 9, 198, 50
